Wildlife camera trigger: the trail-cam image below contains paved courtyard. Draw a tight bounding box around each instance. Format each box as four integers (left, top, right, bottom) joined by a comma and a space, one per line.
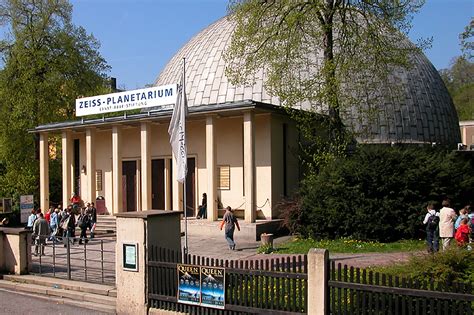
32, 227, 418, 285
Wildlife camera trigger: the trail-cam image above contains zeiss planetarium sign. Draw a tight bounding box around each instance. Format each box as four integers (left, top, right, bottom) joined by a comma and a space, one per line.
75, 84, 177, 117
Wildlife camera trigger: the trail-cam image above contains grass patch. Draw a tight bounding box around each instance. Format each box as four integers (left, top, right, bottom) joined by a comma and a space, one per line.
274, 236, 425, 254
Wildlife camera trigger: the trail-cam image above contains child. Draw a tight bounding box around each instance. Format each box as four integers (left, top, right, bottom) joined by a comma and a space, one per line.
455, 218, 471, 247
454, 207, 468, 230
423, 202, 439, 253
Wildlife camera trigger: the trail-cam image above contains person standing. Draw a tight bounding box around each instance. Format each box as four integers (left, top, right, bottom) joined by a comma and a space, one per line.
49, 208, 59, 243
454, 207, 468, 230
87, 202, 97, 239
77, 208, 90, 245
26, 209, 36, 230
423, 202, 439, 253
455, 218, 471, 247
439, 199, 457, 251
33, 213, 50, 256
219, 206, 240, 250
197, 193, 207, 219
70, 193, 81, 213
45, 206, 53, 224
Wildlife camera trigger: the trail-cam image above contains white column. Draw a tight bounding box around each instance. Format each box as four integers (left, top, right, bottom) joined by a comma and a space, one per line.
39, 132, 49, 212
164, 158, 172, 210
308, 248, 329, 315
140, 122, 151, 211
461, 126, 467, 145
171, 153, 183, 211
112, 125, 123, 214
86, 128, 96, 204
61, 130, 72, 209
243, 111, 256, 223
206, 115, 217, 221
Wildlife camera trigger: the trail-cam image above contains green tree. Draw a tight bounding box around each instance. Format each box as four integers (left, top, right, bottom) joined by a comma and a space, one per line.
460, 17, 473, 61
225, 0, 428, 169
0, 0, 110, 202
439, 57, 474, 121
439, 18, 474, 121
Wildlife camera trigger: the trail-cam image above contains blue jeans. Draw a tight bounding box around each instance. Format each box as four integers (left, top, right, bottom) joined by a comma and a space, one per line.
225, 227, 235, 249
426, 229, 439, 252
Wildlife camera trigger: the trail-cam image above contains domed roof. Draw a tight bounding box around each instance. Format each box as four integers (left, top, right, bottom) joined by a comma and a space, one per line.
154, 16, 461, 145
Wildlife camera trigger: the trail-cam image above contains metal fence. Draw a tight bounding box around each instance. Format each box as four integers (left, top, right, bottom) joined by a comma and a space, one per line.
148, 247, 308, 314
328, 261, 474, 315
31, 236, 115, 285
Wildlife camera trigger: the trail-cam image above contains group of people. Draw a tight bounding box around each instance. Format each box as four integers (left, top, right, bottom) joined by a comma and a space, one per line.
424, 199, 473, 253
26, 200, 98, 256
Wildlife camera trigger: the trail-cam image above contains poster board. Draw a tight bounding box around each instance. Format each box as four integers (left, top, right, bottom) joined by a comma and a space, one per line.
177, 264, 201, 305
200, 266, 225, 309
177, 264, 225, 309
20, 195, 34, 224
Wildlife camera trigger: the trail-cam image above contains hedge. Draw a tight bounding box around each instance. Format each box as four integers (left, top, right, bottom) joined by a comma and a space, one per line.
288, 146, 474, 242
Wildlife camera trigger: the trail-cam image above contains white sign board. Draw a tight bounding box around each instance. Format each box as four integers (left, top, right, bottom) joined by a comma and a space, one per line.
20, 195, 34, 224
122, 242, 138, 272
75, 84, 177, 117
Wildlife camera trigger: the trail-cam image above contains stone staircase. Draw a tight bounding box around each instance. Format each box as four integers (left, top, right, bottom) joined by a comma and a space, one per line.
94, 215, 116, 237
0, 274, 116, 314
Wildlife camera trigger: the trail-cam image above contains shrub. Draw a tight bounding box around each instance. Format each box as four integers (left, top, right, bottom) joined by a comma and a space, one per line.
292, 146, 474, 242
377, 247, 474, 285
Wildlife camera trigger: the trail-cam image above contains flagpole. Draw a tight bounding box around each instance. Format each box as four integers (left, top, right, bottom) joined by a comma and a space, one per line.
182, 57, 188, 257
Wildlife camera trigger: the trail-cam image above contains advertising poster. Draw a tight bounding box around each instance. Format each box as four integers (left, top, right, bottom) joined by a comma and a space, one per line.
20, 195, 34, 224
177, 264, 201, 305
200, 266, 225, 309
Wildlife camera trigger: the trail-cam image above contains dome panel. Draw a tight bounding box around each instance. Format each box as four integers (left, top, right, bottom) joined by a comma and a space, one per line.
154, 16, 461, 145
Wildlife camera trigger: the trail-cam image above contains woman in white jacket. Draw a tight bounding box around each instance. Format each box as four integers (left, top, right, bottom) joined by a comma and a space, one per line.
439, 199, 457, 250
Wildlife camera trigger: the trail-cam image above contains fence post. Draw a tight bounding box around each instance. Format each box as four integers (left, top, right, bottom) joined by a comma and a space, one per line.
66, 237, 71, 280
115, 210, 182, 315
307, 248, 329, 315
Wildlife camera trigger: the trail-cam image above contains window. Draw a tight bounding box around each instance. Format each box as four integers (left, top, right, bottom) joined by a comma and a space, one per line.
217, 165, 230, 190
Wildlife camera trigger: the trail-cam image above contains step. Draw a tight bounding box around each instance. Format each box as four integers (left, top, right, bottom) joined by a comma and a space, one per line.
3, 274, 117, 297
0, 280, 116, 314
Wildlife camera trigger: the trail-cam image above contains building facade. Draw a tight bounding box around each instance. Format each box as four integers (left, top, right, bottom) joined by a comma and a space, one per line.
34, 15, 461, 222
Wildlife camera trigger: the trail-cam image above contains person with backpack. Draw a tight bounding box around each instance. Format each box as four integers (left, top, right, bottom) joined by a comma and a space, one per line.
423, 202, 440, 253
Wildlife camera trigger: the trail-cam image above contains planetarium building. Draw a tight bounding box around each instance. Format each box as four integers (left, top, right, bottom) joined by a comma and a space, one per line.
34, 16, 461, 223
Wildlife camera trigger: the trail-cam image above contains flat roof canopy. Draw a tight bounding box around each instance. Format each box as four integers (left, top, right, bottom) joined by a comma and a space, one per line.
33, 100, 288, 134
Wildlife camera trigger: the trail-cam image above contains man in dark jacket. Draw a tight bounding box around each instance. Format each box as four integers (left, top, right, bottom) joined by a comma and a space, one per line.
33, 213, 50, 256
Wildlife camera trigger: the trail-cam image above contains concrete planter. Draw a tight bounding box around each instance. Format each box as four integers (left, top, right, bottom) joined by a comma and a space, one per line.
260, 233, 274, 248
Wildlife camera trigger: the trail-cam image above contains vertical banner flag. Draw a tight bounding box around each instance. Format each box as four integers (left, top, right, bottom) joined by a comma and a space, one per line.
168, 73, 188, 183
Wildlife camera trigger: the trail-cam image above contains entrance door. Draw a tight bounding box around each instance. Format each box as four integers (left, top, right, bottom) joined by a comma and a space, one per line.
122, 161, 137, 212
185, 157, 195, 217
152, 159, 165, 210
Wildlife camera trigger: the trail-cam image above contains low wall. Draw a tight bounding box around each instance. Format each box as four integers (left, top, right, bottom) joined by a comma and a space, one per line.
0, 227, 32, 275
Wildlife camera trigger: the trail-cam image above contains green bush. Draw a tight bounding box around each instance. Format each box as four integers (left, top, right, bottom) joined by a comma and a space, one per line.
290, 146, 474, 242
376, 247, 474, 285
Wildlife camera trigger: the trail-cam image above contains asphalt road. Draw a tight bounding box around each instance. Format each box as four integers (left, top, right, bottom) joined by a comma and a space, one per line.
0, 289, 109, 315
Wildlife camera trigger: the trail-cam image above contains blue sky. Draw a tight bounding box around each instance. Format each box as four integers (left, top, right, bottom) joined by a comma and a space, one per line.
70, 0, 473, 90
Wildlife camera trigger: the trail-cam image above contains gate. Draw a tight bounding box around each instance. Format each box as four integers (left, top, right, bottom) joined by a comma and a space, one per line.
148, 247, 308, 314
31, 236, 115, 285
